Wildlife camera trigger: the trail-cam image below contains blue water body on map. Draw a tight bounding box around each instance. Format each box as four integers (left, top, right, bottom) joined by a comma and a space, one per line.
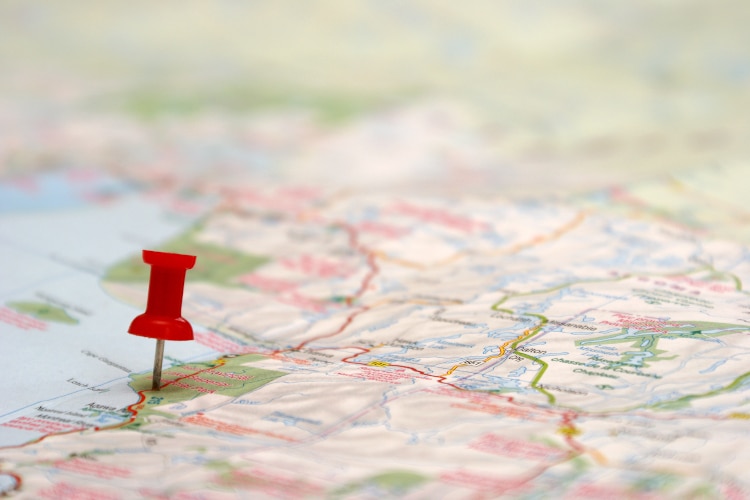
471, 264, 497, 276
0, 172, 137, 213
0, 473, 19, 494
480, 375, 522, 389
624, 351, 653, 366
524, 341, 547, 348
654, 256, 685, 267
703, 328, 745, 334
700, 359, 727, 374
445, 236, 469, 250
669, 330, 723, 343
379, 279, 406, 293
579, 330, 639, 344
487, 329, 525, 340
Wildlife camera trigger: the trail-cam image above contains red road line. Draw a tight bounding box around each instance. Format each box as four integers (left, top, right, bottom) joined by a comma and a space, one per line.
560, 410, 586, 454
292, 306, 370, 352
0, 424, 88, 450
287, 222, 379, 351
343, 222, 380, 304
109, 360, 227, 430
340, 347, 565, 420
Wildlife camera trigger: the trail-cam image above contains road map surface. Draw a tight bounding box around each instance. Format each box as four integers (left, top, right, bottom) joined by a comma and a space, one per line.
2, 1, 750, 498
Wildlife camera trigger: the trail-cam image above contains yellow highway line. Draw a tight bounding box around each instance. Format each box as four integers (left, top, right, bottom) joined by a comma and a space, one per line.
442, 328, 532, 376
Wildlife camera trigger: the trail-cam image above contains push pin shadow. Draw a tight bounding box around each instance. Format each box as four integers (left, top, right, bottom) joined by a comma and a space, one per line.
128, 250, 197, 390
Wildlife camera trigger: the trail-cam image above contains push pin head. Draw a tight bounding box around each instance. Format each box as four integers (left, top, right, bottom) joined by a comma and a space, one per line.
128, 250, 197, 390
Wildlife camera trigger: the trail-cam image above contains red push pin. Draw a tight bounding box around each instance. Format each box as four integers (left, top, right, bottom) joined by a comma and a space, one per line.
128, 250, 197, 390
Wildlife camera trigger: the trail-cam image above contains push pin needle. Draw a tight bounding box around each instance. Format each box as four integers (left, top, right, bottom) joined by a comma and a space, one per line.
153, 339, 165, 391
128, 250, 197, 390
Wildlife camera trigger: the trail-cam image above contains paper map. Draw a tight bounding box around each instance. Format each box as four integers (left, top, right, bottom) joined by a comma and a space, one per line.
2, 2, 750, 498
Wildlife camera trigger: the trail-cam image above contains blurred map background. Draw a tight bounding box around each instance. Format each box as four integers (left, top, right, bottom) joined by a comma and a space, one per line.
1, 0, 749, 195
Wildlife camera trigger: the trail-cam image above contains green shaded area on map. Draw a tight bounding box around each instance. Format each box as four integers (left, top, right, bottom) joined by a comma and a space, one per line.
7, 301, 78, 325
577, 320, 748, 369
627, 472, 724, 498
104, 226, 269, 287
125, 354, 285, 427
488, 307, 556, 404
332, 470, 429, 498
649, 370, 750, 411
99, 83, 399, 124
